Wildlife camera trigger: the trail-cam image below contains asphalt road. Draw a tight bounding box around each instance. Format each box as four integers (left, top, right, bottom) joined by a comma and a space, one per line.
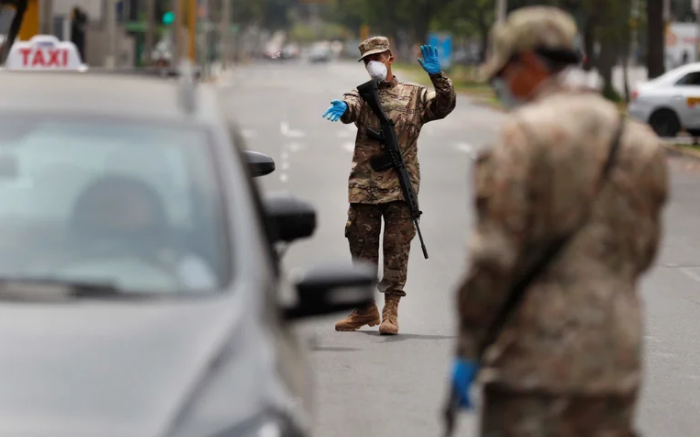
220, 59, 700, 437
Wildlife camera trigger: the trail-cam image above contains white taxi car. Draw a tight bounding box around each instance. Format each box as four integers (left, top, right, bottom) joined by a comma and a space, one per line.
628, 62, 700, 138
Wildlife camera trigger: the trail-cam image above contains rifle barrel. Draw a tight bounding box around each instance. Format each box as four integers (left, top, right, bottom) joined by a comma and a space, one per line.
415, 219, 428, 259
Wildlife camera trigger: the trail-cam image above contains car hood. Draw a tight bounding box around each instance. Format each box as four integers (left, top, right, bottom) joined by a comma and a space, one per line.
0, 294, 271, 437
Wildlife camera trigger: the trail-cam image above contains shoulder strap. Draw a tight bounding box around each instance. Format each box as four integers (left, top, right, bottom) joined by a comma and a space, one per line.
477, 116, 626, 359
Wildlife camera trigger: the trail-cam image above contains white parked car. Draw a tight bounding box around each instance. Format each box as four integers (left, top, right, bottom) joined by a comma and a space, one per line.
628, 62, 700, 138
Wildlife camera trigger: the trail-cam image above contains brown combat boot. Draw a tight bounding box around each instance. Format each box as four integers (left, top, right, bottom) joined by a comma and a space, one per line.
379, 294, 400, 335
334, 301, 381, 331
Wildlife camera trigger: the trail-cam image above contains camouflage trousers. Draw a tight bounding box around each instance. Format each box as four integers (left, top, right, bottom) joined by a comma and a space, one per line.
480, 385, 639, 437
344, 201, 416, 296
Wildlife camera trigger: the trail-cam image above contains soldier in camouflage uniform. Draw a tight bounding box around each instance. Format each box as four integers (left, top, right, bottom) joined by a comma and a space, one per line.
322, 36, 456, 335
448, 6, 668, 436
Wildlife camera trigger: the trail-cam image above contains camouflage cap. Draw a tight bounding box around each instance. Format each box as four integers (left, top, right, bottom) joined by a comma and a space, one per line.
478, 6, 578, 82
358, 36, 390, 62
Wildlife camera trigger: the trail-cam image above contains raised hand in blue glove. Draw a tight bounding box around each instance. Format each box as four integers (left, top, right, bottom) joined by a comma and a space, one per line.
418, 44, 441, 75
322, 99, 348, 122
451, 358, 479, 410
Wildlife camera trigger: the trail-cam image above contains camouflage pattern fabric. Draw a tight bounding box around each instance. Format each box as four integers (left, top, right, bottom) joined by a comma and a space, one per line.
480, 384, 639, 437
455, 81, 669, 394
340, 74, 456, 204
345, 202, 416, 296
357, 36, 391, 62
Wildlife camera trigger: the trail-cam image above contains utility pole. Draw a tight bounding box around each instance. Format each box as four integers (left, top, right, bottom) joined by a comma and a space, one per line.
496, 0, 507, 23
221, 0, 231, 67
105, 0, 117, 68
144, 0, 155, 66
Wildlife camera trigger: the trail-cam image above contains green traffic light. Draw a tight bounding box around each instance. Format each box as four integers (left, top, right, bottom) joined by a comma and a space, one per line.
162, 11, 174, 25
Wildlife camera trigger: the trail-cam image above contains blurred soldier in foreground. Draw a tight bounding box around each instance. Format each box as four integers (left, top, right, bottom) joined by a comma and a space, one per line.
447, 6, 668, 436
322, 37, 456, 335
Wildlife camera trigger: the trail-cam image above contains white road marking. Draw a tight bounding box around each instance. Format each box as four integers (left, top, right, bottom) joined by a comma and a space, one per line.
280, 173, 288, 183
680, 268, 700, 282
343, 143, 355, 153
653, 352, 678, 359
280, 122, 305, 138
288, 142, 304, 152
281, 151, 290, 160
281, 161, 290, 170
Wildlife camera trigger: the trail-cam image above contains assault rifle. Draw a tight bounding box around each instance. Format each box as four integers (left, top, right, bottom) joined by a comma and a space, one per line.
356, 79, 428, 259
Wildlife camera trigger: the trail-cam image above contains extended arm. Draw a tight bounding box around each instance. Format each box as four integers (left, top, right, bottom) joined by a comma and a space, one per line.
322, 88, 364, 124
417, 45, 457, 123
340, 88, 364, 124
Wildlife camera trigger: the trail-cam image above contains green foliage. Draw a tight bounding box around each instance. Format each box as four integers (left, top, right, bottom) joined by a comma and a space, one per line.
231, 0, 266, 27
288, 21, 345, 42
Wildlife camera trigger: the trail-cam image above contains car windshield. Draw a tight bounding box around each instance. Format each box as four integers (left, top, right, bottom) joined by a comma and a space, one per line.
0, 116, 230, 296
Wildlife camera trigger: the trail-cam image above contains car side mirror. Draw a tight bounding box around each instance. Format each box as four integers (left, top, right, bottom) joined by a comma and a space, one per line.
263, 192, 316, 243
284, 262, 376, 320
244, 150, 275, 177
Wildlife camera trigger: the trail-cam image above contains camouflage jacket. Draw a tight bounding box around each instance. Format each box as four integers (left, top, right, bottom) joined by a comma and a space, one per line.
456, 82, 668, 395
340, 72, 456, 204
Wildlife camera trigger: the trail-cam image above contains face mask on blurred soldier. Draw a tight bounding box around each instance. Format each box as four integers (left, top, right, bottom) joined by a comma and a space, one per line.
363, 51, 394, 82
492, 51, 552, 110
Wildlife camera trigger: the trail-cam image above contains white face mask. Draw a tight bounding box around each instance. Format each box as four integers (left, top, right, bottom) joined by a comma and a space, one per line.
491, 78, 525, 110
366, 60, 388, 82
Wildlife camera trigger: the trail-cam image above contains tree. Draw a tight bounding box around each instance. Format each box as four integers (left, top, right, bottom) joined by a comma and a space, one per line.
646, 0, 664, 78
436, 0, 493, 61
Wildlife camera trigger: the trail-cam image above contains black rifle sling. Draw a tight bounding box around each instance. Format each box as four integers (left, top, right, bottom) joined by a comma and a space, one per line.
477, 116, 626, 358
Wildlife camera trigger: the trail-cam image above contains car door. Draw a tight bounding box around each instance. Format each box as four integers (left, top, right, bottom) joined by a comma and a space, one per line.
671, 70, 700, 130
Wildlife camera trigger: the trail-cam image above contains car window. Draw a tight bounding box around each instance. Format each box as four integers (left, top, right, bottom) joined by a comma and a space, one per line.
0, 117, 230, 295
676, 71, 700, 86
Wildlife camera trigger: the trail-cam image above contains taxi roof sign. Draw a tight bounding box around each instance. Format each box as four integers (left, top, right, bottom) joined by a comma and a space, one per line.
4, 35, 87, 71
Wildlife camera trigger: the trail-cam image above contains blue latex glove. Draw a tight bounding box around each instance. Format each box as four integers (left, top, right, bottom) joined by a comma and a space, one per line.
322, 99, 348, 122
451, 358, 479, 409
418, 44, 441, 75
